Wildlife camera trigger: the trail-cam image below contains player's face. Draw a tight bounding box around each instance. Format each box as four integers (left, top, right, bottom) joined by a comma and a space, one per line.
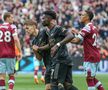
42, 15, 51, 26
80, 11, 89, 23
8, 14, 14, 24
25, 25, 36, 35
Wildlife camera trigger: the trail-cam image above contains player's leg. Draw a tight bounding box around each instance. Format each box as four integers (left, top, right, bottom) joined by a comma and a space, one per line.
50, 63, 59, 90
6, 58, 16, 90
83, 62, 96, 90
0, 74, 6, 90
94, 78, 104, 90
40, 60, 46, 83
94, 63, 104, 90
33, 57, 40, 84
45, 68, 51, 90
8, 74, 15, 90
64, 66, 78, 90
0, 59, 6, 90
51, 63, 68, 90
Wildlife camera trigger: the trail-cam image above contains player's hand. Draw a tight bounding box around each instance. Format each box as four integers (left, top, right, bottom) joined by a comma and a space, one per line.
51, 45, 58, 57
71, 28, 79, 34
16, 53, 22, 61
32, 45, 39, 51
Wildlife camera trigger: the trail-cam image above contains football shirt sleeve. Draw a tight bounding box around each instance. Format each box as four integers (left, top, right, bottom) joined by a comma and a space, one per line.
11, 25, 18, 36
80, 25, 91, 38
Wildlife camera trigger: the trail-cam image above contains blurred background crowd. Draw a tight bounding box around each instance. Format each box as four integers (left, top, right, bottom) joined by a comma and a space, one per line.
0, 0, 108, 59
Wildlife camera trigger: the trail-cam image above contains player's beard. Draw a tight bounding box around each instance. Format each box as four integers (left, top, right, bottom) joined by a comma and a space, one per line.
42, 20, 50, 26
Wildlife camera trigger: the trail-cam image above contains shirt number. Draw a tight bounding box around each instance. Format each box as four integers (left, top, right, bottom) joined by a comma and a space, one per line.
0, 31, 11, 42
92, 33, 97, 46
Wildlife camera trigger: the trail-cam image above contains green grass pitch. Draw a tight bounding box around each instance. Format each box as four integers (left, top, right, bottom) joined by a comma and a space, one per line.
6, 73, 108, 90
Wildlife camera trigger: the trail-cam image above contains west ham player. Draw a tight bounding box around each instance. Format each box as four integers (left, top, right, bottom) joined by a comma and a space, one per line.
0, 12, 22, 90
71, 10, 104, 90
33, 56, 46, 84
24, 20, 51, 90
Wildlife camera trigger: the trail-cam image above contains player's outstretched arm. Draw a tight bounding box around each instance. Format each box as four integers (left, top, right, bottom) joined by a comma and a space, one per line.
56, 30, 74, 46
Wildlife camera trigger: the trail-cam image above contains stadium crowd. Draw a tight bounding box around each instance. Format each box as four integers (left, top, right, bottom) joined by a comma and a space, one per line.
0, 0, 108, 58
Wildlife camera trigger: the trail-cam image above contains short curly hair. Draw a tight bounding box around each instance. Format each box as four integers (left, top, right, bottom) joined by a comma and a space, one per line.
43, 10, 57, 20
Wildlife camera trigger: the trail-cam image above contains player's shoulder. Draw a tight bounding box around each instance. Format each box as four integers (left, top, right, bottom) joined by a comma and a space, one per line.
0, 22, 11, 29
82, 23, 93, 33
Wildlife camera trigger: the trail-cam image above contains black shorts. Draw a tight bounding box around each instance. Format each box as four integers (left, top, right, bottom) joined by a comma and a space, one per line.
50, 63, 73, 84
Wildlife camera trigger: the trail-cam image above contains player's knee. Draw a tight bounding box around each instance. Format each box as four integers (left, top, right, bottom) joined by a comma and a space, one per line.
45, 83, 51, 90
86, 69, 92, 77
58, 83, 65, 90
0, 74, 6, 80
42, 66, 46, 69
86, 70, 94, 80
64, 82, 78, 90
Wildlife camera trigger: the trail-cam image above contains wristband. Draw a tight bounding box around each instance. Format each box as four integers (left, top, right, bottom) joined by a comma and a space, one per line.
56, 43, 61, 47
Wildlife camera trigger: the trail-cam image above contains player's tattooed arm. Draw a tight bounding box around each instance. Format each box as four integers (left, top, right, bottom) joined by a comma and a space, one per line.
51, 30, 74, 57
56, 30, 74, 46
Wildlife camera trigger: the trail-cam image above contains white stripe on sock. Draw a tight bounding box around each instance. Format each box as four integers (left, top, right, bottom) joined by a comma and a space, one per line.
8, 80, 15, 84
34, 76, 37, 78
88, 87, 95, 90
95, 81, 101, 88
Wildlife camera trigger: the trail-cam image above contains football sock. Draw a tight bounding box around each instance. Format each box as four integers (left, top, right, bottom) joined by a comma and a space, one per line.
0, 79, 6, 90
8, 76, 15, 90
94, 78, 104, 90
86, 77, 95, 90
42, 68, 46, 76
34, 70, 38, 77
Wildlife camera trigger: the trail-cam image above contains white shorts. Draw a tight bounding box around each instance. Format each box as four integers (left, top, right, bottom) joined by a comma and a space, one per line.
0, 58, 16, 74
83, 62, 100, 77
